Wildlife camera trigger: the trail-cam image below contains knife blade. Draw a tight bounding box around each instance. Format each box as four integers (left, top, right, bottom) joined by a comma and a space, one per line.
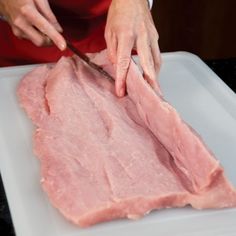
66, 40, 114, 82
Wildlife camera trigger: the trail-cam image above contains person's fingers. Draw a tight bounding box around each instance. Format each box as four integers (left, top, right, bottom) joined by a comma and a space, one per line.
21, 5, 66, 50
136, 35, 159, 92
43, 35, 53, 46
13, 17, 47, 46
105, 31, 117, 64
116, 33, 134, 97
12, 23, 52, 47
34, 0, 63, 32
151, 39, 162, 75
150, 39, 162, 95
12, 26, 25, 39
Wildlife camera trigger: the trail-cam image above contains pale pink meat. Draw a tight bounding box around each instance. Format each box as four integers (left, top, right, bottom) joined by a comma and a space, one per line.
17, 50, 236, 227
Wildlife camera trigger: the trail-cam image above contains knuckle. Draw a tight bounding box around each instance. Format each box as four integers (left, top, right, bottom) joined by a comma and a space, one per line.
20, 5, 32, 16
140, 31, 148, 40
35, 41, 42, 47
13, 17, 22, 27
124, 31, 135, 40
116, 24, 131, 34
151, 28, 159, 40
12, 28, 21, 37
139, 23, 147, 34
34, 38, 44, 47
33, 40, 40, 47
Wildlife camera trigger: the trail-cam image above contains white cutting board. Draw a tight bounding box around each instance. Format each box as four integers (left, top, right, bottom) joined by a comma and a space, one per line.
0, 52, 236, 236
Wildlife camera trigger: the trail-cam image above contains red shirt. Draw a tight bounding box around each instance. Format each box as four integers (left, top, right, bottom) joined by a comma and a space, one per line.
0, 0, 111, 66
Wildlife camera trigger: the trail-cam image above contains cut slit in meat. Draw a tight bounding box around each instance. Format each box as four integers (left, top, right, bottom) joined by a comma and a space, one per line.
17, 50, 236, 227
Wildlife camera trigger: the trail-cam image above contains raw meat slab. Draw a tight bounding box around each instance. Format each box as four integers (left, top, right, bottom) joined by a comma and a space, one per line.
0, 52, 236, 236
17, 50, 236, 226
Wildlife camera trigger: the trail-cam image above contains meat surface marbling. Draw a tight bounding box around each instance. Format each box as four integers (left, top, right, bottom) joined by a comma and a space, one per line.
17, 50, 236, 227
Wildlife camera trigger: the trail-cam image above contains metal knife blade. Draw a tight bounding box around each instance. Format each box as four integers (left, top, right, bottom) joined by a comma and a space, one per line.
66, 40, 114, 82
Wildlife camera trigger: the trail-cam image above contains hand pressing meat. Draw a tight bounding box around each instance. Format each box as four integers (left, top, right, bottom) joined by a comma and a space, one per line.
0, 0, 161, 95
0, 0, 66, 50
105, 0, 161, 97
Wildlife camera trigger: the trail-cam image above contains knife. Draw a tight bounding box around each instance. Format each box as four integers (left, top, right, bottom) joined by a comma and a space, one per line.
66, 40, 114, 82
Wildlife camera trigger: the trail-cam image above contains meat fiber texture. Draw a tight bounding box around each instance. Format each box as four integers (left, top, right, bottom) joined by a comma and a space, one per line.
17, 50, 236, 227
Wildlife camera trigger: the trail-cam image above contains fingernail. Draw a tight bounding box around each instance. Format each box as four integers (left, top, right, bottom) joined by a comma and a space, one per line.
59, 42, 66, 51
